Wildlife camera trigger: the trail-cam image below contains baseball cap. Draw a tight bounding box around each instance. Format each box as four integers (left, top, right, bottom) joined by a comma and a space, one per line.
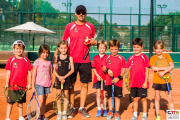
75, 5, 87, 12
12, 40, 25, 48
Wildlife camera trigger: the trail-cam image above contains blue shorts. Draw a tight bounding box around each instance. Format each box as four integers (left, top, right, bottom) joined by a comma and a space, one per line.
36, 84, 50, 96
93, 81, 105, 90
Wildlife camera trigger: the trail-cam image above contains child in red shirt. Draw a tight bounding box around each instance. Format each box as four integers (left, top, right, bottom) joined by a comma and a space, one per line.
5, 40, 32, 120
92, 40, 108, 117
126, 38, 149, 120
102, 39, 126, 120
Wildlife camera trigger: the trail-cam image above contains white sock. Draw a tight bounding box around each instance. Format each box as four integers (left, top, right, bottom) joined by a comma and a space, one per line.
63, 111, 67, 114
134, 112, 138, 117
103, 107, 106, 110
18, 116, 24, 120
98, 107, 101, 110
79, 107, 84, 110
58, 111, 62, 114
143, 113, 147, 117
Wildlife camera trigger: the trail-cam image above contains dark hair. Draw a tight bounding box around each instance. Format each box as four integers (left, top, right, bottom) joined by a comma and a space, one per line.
57, 40, 68, 54
153, 40, 165, 49
109, 39, 120, 48
132, 38, 143, 47
38, 44, 51, 57
97, 40, 107, 49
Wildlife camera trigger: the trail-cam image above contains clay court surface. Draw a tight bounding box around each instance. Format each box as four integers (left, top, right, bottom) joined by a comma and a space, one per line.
0, 68, 180, 120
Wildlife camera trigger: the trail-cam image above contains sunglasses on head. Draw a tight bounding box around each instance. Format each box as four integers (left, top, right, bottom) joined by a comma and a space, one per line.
76, 11, 86, 15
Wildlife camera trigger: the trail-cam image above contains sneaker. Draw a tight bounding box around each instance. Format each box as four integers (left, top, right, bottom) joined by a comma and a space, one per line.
142, 116, 147, 120
56, 115, 61, 120
96, 110, 102, 117
18, 116, 25, 120
114, 113, 120, 120
130, 115, 138, 120
5, 118, 10, 120
106, 112, 113, 120
68, 107, 75, 118
156, 116, 161, 120
78, 108, 90, 118
103, 109, 108, 117
62, 115, 67, 120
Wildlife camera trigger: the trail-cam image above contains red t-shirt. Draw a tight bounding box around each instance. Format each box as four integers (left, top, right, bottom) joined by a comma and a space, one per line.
62, 21, 95, 63
126, 54, 150, 88
5, 56, 32, 88
92, 54, 107, 83
102, 55, 126, 87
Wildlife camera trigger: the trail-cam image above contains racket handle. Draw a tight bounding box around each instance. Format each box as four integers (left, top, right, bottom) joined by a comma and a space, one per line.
83, 46, 91, 60
129, 94, 132, 103
167, 83, 170, 92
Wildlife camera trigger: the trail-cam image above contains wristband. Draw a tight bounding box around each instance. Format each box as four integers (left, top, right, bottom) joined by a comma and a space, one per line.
118, 75, 123, 80
105, 68, 109, 73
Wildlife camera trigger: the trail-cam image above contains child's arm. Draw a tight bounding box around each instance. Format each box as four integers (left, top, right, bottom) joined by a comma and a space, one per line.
93, 68, 102, 81
158, 62, 174, 78
151, 65, 168, 71
5, 70, 10, 88
62, 56, 74, 80
27, 70, 32, 90
50, 68, 53, 93
52, 64, 61, 81
112, 68, 126, 83
142, 67, 149, 88
102, 66, 113, 77
32, 66, 37, 92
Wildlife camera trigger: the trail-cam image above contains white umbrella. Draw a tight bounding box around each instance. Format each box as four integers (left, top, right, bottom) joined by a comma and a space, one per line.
5, 22, 56, 50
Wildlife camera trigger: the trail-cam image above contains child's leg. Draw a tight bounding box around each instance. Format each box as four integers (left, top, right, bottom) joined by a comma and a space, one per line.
108, 97, 113, 111
96, 89, 101, 109
64, 89, 69, 113
103, 90, 107, 109
154, 90, 160, 115
133, 97, 139, 116
17, 103, 23, 118
6, 103, 13, 118
37, 95, 44, 116
115, 97, 120, 112
56, 89, 61, 114
141, 97, 147, 116
41, 94, 48, 115
165, 91, 174, 110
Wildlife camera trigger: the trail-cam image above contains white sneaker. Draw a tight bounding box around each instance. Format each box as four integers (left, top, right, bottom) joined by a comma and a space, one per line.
62, 115, 67, 120
18, 116, 25, 120
5, 118, 10, 120
56, 115, 62, 120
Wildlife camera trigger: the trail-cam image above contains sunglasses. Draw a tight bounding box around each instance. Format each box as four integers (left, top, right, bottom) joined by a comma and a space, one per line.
76, 11, 86, 15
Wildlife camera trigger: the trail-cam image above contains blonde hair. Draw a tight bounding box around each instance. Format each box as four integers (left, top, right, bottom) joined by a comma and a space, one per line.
109, 39, 120, 48
97, 40, 107, 49
153, 40, 165, 49
57, 40, 68, 54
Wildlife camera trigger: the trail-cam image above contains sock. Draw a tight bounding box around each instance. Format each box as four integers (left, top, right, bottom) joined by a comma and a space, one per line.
98, 107, 101, 110
63, 111, 67, 114
143, 113, 147, 117
103, 107, 106, 110
115, 111, 119, 114
109, 110, 113, 113
134, 112, 138, 117
79, 107, 84, 110
58, 111, 62, 114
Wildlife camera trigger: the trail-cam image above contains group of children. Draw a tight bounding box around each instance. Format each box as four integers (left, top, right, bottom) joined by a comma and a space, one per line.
5, 38, 174, 120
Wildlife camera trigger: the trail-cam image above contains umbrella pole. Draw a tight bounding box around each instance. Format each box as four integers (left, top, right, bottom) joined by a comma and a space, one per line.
44, 33, 45, 44
28, 30, 30, 51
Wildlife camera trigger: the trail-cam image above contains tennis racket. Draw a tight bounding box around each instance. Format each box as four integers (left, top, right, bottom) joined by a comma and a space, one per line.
27, 92, 40, 120
4, 85, 27, 103
111, 77, 115, 109
155, 57, 172, 92
83, 22, 103, 60
125, 68, 132, 103
53, 83, 70, 116
100, 79, 103, 115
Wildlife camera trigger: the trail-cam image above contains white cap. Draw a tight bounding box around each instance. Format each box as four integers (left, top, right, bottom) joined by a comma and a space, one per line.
12, 40, 25, 48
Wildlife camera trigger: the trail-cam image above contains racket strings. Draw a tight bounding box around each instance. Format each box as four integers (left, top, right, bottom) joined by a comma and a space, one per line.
125, 69, 131, 93
156, 59, 170, 77
27, 99, 39, 119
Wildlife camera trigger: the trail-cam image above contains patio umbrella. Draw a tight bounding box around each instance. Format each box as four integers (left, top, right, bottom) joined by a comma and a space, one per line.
5, 22, 56, 50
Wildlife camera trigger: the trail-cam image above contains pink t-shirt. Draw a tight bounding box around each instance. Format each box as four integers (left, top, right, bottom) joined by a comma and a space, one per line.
102, 55, 126, 87
62, 21, 95, 63
126, 54, 150, 88
33, 59, 52, 87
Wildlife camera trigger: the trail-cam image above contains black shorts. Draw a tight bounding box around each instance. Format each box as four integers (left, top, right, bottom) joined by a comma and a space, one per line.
69, 62, 92, 83
93, 81, 105, 90
152, 83, 172, 91
105, 85, 123, 99
131, 88, 147, 98
7, 91, 26, 104
53, 78, 72, 90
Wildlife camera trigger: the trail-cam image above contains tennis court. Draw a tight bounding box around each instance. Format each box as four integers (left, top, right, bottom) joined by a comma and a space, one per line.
0, 68, 180, 120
